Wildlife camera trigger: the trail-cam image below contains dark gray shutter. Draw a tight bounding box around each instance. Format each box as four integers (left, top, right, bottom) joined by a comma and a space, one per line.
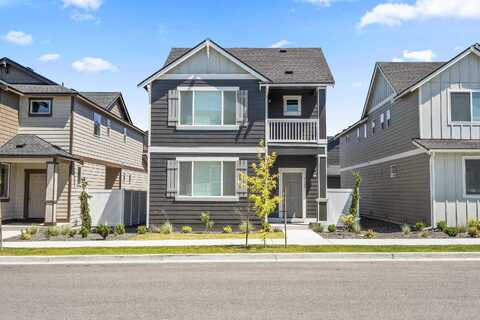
168, 90, 179, 126
236, 159, 248, 198
166, 160, 178, 197
236, 90, 248, 126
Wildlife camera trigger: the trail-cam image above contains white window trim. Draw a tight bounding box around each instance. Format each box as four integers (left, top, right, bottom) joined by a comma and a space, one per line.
372, 120, 376, 135
380, 113, 385, 129
364, 123, 368, 138
175, 157, 239, 202
29, 99, 52, 116
448, 89, 480, 125
0, 163, 11, 200
390, 165, 398, 178
386, 110, 391, 128
93, 112, 102, 137
177, 86, 239, 130
123, 128, 127, 143
283, 95, 302, 116
76, 165, 83, 187
356, 127, 360, 140
462, 156, 480, 198
278, 168, 306, 220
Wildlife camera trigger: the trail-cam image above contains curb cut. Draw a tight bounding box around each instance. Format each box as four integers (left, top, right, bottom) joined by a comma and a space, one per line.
1, 252, 480, 265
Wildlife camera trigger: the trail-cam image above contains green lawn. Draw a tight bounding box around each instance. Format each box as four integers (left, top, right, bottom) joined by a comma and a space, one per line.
130, 232, 284, 240
0, 245, 480, 256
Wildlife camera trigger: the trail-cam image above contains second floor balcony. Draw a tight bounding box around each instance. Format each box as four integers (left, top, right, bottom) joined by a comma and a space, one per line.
268, 119, 319, 144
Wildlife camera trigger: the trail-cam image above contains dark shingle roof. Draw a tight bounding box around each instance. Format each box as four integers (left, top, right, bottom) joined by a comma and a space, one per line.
9, 84, 74, 94
0, 134, 77, 159
377, 62, 445, 93
164, 47, 335, 84
80, 92, 121, 110
414, 139, 480, 150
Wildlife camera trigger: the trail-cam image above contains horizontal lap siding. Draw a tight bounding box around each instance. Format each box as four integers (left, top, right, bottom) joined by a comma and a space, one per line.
341, 153, 431, 225
55, 162, 70, 221
149, 153, 259, 227
150, 79, 265, 146
0, 90, 19, 145
122, 169, 148, 191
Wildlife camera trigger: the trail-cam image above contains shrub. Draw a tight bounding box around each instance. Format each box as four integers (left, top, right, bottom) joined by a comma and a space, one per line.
96, 224, 110, 240
44, 226, 60, 239
20, 230, 32, 241
467, 219, 480, 229
364, 229, 376, 239
114, 224, 126, 235
223, 225, 233, 234
400, 224, 411, 235
181, 226, 193, 233
420, 230, 431, 238
159, 222, 173, 234
200, 211, 214, 232
415, 221, 426, 232
444, 227, 458, 237
262, 222, 272, 233
60, 225, 72, 237
311, 223, 324, 233
351, 221, 362, 234
137, 225, 147, 234
25, 225, 38, 236
273, 227, 283, 233
239, 220, 255, 233
149, 224, 161, 233
79, 226, 89, 238
436, 220, 448, 232
328, 224, 337, 233
340, 214, 355, 231
68, 229, 77, 238
457, 225, 467, 233
468, 227, 479, 238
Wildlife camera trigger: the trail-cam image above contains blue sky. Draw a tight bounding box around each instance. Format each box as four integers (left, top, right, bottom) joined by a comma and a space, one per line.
1, 0, 479, 134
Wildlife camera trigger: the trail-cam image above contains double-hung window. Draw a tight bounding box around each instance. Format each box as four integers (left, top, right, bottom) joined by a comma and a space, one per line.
0, 163, 10, 199
464, 158, 480, 196
386, 110, 391, 128
364, 123, 368, 138
179, 87, 237, 128
372, 120, 376, 135
93, 113, 101, 136
123, 128, 127, 143
450, 91, 480, 122
380, 113, 385, 129
29, 99, 52, 117
178, 158, 237, 199
283, 96, 302, 116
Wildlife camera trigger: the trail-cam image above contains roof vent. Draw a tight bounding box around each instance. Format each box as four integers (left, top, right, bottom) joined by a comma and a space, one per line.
15, 143, 26, 149
285, 70, 294, 75
279, 49, 287, 53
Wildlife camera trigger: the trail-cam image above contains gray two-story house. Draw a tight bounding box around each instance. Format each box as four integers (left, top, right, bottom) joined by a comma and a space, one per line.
0, 57, 147, 226
338, 44, 480, 227
139, 39, 334, 227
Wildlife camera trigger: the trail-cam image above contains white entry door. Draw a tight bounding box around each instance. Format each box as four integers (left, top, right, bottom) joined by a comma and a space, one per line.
27, 172, 47, 220
279, 168, 306, 220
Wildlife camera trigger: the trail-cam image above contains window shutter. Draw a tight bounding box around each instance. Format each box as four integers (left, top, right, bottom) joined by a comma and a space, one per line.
236, 90, 248, 126
236, 159, 248, 198
166, 160, 178, 197
168, 90, 179, 127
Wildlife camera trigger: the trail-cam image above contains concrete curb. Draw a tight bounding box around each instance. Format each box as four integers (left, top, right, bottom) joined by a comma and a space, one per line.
1, 252, 480, 265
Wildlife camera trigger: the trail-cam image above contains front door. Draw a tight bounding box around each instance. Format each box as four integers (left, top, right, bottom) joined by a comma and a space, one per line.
280, 169, 305, 220
25, 171, 47, 220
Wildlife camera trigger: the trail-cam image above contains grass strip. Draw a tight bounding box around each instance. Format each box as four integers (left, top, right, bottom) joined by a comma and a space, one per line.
130, 232, 284, 240
0, 245, 480, 256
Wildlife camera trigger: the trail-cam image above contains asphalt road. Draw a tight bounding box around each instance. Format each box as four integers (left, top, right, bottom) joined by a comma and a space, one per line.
0, 261, 479, 320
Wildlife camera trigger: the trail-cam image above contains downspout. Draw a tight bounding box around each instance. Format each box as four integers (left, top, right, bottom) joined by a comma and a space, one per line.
146, 84, 152, 228
413, 140, 435, 226
264, 84, 269, 225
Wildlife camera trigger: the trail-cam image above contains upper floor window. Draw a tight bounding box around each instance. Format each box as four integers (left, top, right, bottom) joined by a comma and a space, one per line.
380, 113, 385, 129
29, 99, 52, 117
364, 123, 368, 138
390, 165, 398, 178
283, 96, 302, 116
107, 119, 111, 136
386, 110, 391, 128
93, 113, 101, 136
123, 128, 127, 143
0, 163, 10, 199
372, 120, 376, 135
451, 91, 480, 122
356, 127, 360, 140
179, 88, 237, 126
76, 166, 82, 187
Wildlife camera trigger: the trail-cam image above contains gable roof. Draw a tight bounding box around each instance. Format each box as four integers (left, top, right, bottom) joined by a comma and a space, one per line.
0, 134, 78, 160
9, 84, 75, 94
0, 57, 57, 85
138, 39, 335, 87
80, 92, 133, 124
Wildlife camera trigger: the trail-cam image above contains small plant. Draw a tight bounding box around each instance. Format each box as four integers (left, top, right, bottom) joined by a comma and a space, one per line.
181, 226, 193, 233
68, 229, 77, 238
328, 224, 337, 233
415, 221, 426, 232
420, 230, 431, 238
223, 225, 233, 234
159, 222, 173, 234
44, 226, 60, 239
79, 226, 89, 238
262, 222, 272, 233
340, 214, 356, 231
273, 227, 283, 233
457, 225, 467, 233
351, 221, 362, 234
436, 220, 448, 231
137, 225, 147, 234
20, 230, 32, 241
364, 229, 376, 239
444, 227, 458, 237
60, 225, 72, 237
311, 223, 324, 233
114, 224, 126, 235
468, 219, 480, 229
239, 220, 255, 233
400, 224, 411, 235
96, 224, 110, 240
25, 225, 38, 235
468, 227, 479, 238
149, 224, 161, 233
200, 211, 214, 232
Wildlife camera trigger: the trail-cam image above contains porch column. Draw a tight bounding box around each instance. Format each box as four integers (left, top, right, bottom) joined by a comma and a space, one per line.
317, 154, 327, 221
45, 160, 58, 225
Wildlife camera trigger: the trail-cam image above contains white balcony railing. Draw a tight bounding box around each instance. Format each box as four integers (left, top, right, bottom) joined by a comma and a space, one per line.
268, 119, 319, 143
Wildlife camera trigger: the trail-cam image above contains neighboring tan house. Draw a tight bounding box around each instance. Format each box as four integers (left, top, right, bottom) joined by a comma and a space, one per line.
139, 39, 334, 227
337, 43, 480, 227
0, 57, 147, 225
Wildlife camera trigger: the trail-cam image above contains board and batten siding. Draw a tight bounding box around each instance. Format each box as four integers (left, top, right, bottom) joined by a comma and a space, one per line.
365, 70, 395, 114
433, 152, 480, 226
150, 79, 265, 147
17, 95, 71, 152
0, 89, 19, 146
420, 52, 480, 139
341, 153, 431, 225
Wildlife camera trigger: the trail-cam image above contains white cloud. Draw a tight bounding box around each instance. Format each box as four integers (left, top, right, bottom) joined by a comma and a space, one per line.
71, 11, 99, 22
3, 30, 32, 45
352, 82, 363, 87
72, 57, 118, 73
359, 0, 480, 28
38, 53, 60, 62
62, 0, 102, 10
402, 49, 436, 61
300, 0, 332, 6
392, 58, 404, 62
271, 40, 293, 48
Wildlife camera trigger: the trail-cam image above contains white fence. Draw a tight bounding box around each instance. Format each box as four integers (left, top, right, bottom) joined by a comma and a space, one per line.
326, 189, 353, 225
89, 189, 146, 227
268, 119, 319, 143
